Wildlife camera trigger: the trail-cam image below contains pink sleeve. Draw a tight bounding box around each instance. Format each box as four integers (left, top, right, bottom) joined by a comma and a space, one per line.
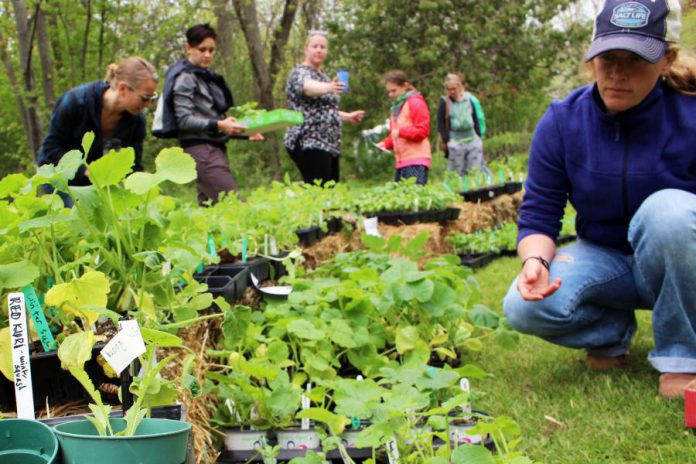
398, 97, 430, 141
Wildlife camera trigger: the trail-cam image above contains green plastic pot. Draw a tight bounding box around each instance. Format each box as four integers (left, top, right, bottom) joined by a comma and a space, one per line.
0, 418, 59, 464
53, 418, 191, 464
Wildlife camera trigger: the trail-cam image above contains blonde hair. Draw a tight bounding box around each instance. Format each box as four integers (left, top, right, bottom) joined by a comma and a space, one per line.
580, 45, 696, 96
305, 30, 328, 47
384, 70, 415, 91
444, 72, 466, 87
104, 57, 157, 90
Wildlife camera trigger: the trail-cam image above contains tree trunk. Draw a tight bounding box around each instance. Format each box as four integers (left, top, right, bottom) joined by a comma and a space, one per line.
232, 0, 299, 179
98, 0, 106, 72
36, 6, 56, 109
231, 0, 273, 110
10, 0, 43, 157
211, 0, 237, 75
0, 27, 32, 151
81, 0, 92, 80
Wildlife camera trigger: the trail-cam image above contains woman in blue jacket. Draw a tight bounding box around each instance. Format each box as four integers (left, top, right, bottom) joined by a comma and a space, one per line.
38, 57, 158, 188
503, 0, 696, 398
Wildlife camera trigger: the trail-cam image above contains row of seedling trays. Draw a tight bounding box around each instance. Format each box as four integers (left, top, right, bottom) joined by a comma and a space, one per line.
364, 206, 461, 226
459, 234, 577, 269
459, 181, 523, 203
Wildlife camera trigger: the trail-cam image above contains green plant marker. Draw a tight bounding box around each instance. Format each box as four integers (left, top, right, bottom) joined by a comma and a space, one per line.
351, 417, 361, 429
196, 262, 204, 274
207, 236, 217, 257
464, 179, 470, 192
22, 285, 56, 351
242, 236, 248, 264
498, 168, 505, 184
442, 182, 453, 194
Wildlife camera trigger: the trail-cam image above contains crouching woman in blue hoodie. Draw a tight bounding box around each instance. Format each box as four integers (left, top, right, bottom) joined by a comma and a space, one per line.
503, 0, 696, 399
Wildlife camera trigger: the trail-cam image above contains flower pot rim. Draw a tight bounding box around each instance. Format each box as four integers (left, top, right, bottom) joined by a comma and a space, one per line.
53, 418, 191, 441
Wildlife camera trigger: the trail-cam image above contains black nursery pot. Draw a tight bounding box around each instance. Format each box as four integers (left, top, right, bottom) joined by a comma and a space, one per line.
458, 252, 496, 269
460, 187, 497, 203
446, 207, 461, 221
505, 181, 523, 194
0, 344, 117, 411
295, 226, 320, 247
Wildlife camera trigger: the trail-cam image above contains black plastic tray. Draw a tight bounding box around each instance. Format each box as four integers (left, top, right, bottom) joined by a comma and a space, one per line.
459, 252, 496, 268
295, 226, 321, 247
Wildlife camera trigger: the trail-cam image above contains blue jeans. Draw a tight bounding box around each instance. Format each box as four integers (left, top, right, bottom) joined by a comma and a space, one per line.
503, 189, 696, 374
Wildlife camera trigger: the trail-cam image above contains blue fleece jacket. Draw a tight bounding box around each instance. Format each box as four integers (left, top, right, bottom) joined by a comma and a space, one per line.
519, 81, 696, 254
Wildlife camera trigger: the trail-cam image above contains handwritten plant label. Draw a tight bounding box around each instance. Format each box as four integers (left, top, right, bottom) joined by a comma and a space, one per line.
8, 292, 35, 419
364, 217, 380, 237
100, 320, 146, 375
22, 285, 56, 352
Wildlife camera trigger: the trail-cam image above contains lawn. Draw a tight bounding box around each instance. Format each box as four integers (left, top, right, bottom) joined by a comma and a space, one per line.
470, 256, 696, 463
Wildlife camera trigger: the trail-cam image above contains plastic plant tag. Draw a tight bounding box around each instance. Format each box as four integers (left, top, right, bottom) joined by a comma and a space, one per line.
162, 261, 172, 276
519, 172, 524, 182
386, 439, 400, 464
414, 198, 419, 212
242, 236, 248, 264
270, 238, 278, 256
319, 210, 323, 226
101, 319, 146, 375
460, 378, 472, 416
22, 285, 56, 352
8, 292, 35, 419
208, 236, 217, 257
250, 272, 292, 297
464, 179, 470, 192
427, 198, 432, 210
264, 234, 269, 256
364, 217, 380, 237
301, 383, 311, 430
498, 169, 505, 184
443, 182, 453, 194
94, 254, 100, 265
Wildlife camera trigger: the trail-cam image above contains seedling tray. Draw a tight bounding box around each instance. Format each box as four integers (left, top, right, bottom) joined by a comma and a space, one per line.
219, 257, 269, 287
295, 226, 321, 247
459, 252, 496, 268
505, 181, 523, 194
460, 186, 499, 203
194, 274, 237, 305
0, 344, 117, 411
217, 446, 373, 463
239, 109, 303, 136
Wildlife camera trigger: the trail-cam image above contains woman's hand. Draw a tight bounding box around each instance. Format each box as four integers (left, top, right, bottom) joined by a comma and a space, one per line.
248, 133, 264, 141
326, 77, 346, 94
218, 117, 246, 136
345, 110, 365, 124
517, 258, 562, 301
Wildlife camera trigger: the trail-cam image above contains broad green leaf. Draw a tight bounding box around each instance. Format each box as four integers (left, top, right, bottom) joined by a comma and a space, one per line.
141, 327, 182, 347
267, 340, 290, 363
124, 171, 162, 195
0, 173, 29, 197
82, 131, 95, 154
403, 339, 431, 367
455, 364, 488, 380
288, 451, 327, 464
45, 271, 110, 324
137, 291, 157, 323
0, 328, 13, 381
296, 407, 349, 436
468, 304, 500, 329
58, 331, 96, 370
450, 445, 495, 464
493, 327, 520, 350
0, 261, 39, 291
395, 326, 419, 354
19, 210, 78, 233
328, 319, 358, 348
287, 319, 325, 340
154, 147, 197, 184
424, 457, 448, 464
87, 148, 135, 186
333, 378, 383, 419
462, 338, 484, 352
422, 281, 457, 316
56, 150, 84, 181
221, 307, 251, 350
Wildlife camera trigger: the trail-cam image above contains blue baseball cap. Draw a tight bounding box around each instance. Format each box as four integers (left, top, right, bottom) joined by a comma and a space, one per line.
585, 0, 682, 64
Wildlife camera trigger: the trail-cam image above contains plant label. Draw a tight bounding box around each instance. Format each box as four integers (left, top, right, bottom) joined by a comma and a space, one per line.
8, 292, 35, 419
101, 319, 146, 375
386, 439, 400, 463
22, 285, 56, 352
270, 238, 278, 255
364, 217, 380, 237
162, 261, 172, 276
251, 272, 292, 296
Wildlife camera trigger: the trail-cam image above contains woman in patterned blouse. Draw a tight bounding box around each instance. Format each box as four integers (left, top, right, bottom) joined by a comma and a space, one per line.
284, 31, 364, 184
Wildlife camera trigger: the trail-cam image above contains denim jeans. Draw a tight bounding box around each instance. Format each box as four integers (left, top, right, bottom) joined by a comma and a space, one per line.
503, 189, 696, 374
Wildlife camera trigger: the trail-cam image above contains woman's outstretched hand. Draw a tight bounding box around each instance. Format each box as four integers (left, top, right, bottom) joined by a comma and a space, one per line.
517, 259, 561, 301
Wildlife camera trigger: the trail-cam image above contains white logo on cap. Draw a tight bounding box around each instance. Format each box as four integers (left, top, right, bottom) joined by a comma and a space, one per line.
611, 2, 651, 28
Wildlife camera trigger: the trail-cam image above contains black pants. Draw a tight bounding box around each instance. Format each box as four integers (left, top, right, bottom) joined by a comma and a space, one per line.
287, 147, 339, 185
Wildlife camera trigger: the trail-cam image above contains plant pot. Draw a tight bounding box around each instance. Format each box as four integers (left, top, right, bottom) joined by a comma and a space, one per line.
295, 226, 320, 247
446, 207, 461, 221
40, 404, 184, 428
0, 344, 117, 411
269, 252, 290, 280
326, 216, 343, 234
54, 418, 191, 464
275, 426, 321, 450
460, 187, 497, 203
194, 275, 237, 305
222, 427, 268, 451
447, 410, 492, 447
458, 252, 496, 269
0, 419, 58, 464
505, 181, 523, 194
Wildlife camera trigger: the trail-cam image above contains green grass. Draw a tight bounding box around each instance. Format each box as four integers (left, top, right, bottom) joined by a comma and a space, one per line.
470, 256, 696, 464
